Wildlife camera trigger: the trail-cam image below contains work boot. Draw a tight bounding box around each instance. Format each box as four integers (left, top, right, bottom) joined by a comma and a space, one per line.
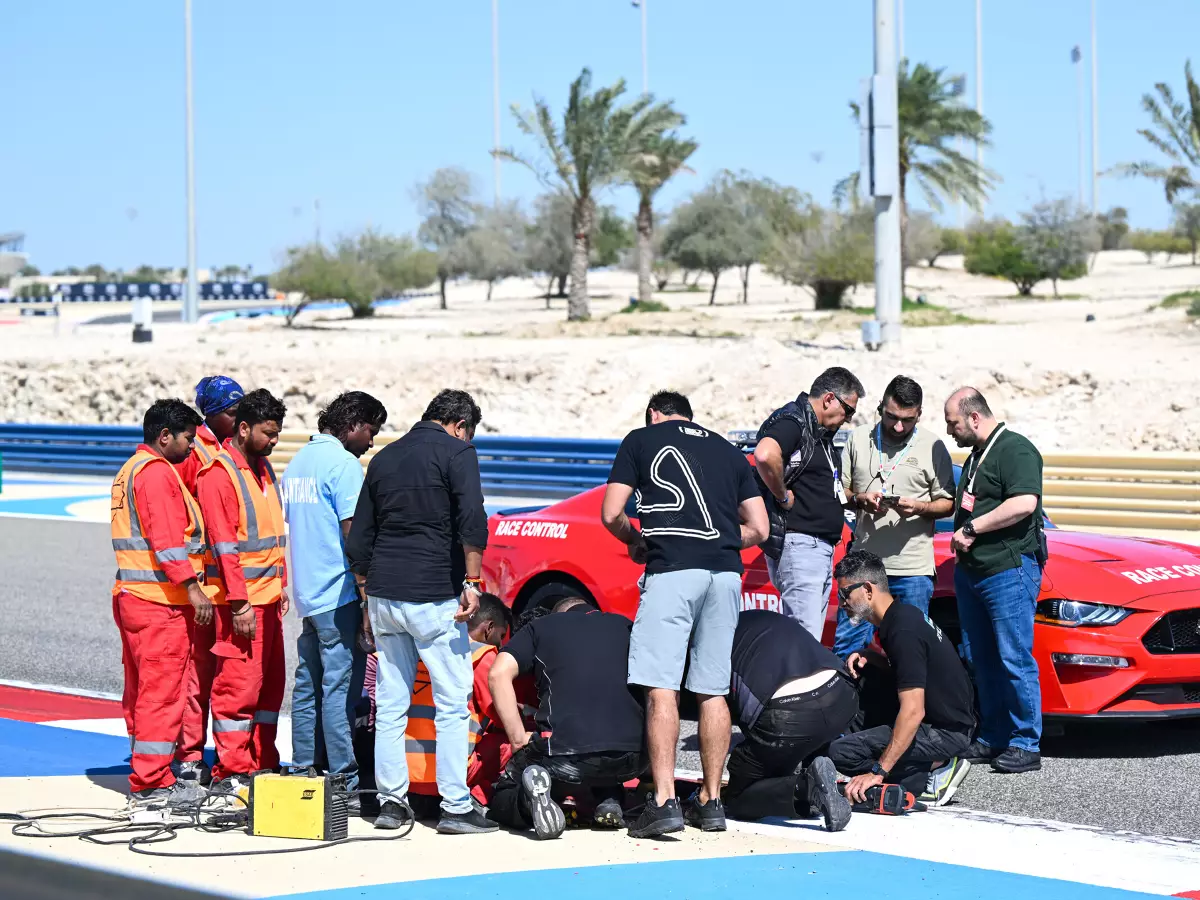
962, 740, 1001, 763
805, 756, 852, 832
130, 787, 173, 808
592, 797, 625, 829
627, 796, 685, 838
209, 774, 251, 810
436, 808, 500, 835
683, 791, 727, 832
176, 760, 212, 787
520, 765, 566, 840
374, 799, 414, 830
990, 747, 1042, 774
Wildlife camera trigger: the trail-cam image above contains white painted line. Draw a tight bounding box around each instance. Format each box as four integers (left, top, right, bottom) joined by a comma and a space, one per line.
729, 805, 1200, 896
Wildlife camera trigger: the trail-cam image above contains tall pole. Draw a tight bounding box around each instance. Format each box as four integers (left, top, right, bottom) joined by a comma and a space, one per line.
873, 0, 902, 347
1074, 47, 1085, 208
974, 0, 984, 215
1090, 0, 1099, 213
491, 0, 501, 204
640, 0, 649, 94
184, 0, 198, 324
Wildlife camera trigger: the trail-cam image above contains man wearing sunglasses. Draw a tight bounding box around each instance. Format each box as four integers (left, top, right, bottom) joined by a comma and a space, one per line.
833, 376, 956, 659
828, 550, 975, 809
754, 367, 865, 640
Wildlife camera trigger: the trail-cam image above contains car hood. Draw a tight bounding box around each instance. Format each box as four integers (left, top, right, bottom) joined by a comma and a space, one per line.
1043, 530, 1200, 607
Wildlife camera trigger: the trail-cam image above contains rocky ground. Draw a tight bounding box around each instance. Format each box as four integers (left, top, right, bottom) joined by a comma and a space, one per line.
2, 250, 1198, 452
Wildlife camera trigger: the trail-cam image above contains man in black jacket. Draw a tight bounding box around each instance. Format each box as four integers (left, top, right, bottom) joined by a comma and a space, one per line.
346, 389, 497, 836
723, 609, 857, 831
754, 367, 865, 640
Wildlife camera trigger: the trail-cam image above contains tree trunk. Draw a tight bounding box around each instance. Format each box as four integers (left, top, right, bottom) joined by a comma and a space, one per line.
486, 280, 494, 303
438, 274, 448, 310
556, 273, 568, 297
708, 270, 720, 306
740, 264, 751, 304
636, 193, 654, 306
1052, 277, 1060, 298
568, 197, 594, 321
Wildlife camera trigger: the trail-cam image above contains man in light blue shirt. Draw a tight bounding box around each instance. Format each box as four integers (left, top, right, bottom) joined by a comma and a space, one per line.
282, 391, 387, 807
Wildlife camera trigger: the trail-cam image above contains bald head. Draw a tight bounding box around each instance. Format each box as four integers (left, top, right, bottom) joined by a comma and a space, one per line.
944, 387, 997, 449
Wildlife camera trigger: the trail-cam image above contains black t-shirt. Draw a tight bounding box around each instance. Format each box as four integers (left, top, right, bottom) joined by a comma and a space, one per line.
762, 418, 844, 544
500, 607, 645, 756
608, 420, 760, 575
876, 602, 975, 733
728, 610, 847, 731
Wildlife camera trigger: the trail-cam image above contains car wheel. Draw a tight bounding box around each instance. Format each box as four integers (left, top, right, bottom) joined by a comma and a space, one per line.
522, 582, 597, 614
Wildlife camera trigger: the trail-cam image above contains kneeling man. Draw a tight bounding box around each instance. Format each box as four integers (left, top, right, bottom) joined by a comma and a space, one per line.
829, 550, 975, 808
487, 597, 645, 840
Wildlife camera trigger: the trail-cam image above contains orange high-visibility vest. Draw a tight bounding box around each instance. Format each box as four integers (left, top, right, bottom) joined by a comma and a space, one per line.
407, 641, 496, 794
200, 450, 286, 606
111, 449, 207, 605
193, 426, 222, 467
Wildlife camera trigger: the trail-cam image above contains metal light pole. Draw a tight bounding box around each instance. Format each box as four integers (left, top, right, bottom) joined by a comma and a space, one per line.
632, 0, 648, 94
872, 0, 902, 348
1073, 46, 1085, 208
974, 0, 984, 215
183, 0, 198, 324
1090, 0, 1099, 213
492, 0, 501, 204
897, 0, 904, 64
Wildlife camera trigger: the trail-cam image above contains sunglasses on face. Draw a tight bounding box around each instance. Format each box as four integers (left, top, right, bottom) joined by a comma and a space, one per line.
834, 395, 857, 418
838, 581, 869, 603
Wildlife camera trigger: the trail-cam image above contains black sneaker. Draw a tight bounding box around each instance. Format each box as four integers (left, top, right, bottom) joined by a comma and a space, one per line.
437, 808, 500, 835
592, 796, 624, 829
990, 747, 1042, 774
962, 740, 1002, 763
683, 791, 727, 832
176, 760, 212, 787
805, 757, 851, 832
628, 796, 685, 838
520, 765, 565, 840
374, 799, 413, 830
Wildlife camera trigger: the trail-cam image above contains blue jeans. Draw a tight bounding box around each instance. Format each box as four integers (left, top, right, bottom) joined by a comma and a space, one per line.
833, 574, 935, 659
955, 556, 1043, 753
368, 596, 473, 815
291, 601, 367, 790
765, 533, 836, 640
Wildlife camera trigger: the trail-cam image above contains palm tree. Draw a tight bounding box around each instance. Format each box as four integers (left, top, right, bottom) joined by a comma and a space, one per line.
629, 132, 698, 305
495, 67, 683, 320
839, 61, 995, 296
1118, 62, 1200, 204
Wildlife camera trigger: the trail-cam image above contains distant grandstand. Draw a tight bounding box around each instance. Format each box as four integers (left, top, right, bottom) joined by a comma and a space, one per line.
0, 231, 28, 278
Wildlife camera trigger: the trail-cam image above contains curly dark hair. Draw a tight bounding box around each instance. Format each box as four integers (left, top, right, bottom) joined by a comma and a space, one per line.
317, 391, 388, 439
142, 399, 202, 444
234, 388, 287, 429
421, 389, 482, 431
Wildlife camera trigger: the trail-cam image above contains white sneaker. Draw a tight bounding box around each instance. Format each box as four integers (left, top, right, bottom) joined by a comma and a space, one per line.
918, 758, 972, 807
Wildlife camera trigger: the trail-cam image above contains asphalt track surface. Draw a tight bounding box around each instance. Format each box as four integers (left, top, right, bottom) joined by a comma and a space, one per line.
3, 517, 1199, 841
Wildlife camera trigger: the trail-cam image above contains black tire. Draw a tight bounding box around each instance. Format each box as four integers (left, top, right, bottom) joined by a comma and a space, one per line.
522, 581, 596, 614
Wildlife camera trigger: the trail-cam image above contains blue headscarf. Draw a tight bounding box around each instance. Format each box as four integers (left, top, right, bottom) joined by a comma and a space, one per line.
194, 375, 245, 416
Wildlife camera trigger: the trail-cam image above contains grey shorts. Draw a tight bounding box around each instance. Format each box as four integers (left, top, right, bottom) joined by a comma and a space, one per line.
627, 569, 741, 696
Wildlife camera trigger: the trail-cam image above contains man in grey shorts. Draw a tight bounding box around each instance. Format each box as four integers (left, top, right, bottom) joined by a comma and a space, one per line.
601, 391, 768, 838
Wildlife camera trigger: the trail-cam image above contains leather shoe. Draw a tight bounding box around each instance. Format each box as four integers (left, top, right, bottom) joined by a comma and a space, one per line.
962, 740, 1001, 763
990, 747, 1042, 774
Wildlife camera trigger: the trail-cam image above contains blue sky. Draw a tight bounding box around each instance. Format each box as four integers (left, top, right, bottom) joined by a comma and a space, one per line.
2, 0, 1195, 273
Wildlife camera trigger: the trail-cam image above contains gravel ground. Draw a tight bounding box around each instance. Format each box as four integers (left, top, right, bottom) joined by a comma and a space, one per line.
5, 517, 1199, 839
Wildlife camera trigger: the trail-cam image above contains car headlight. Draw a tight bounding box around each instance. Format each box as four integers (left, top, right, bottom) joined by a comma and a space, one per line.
1035, 599, 1132, 628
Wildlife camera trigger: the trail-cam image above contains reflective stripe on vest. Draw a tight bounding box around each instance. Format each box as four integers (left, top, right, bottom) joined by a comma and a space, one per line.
201, 451, 285, 605
111, 451, 208, 605
404, 643, 498, 787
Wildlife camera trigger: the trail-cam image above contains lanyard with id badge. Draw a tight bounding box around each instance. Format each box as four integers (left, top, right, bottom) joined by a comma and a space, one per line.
825, 443, 848, 505
872, 424, 917, 504
960, 424, 1007, 514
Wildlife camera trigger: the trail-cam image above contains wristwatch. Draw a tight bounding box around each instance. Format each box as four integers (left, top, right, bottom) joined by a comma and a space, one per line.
963, 520, 978, 538
462, 578, 482, 593
870, 761, 889, 778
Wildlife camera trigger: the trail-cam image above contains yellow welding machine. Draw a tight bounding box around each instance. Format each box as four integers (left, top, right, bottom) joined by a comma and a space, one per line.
248, 772, 349, 841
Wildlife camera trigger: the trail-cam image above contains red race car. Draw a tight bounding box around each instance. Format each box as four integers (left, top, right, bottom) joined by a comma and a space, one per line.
483, 463, 1200, 722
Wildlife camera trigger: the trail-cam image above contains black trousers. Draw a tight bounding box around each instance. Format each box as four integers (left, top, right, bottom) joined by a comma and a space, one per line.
489, 739, 644, 830
724, 674, 860, 821
828, 724, 971, 795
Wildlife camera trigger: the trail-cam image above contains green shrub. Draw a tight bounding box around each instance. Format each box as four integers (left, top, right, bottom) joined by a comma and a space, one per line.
1161, 289, 1200, 308
964, 222, 1043, 295
1189, 297, 1200, 317
619, 298, 671, 314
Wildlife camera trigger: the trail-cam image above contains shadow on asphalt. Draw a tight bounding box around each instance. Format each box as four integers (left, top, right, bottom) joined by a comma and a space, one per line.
1043, 717, 1200, 760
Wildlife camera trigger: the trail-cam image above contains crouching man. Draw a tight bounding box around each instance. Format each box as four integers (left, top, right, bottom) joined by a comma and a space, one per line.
829, 550, 975, 808
487, 597, 645, 840
723, 609, 858, 831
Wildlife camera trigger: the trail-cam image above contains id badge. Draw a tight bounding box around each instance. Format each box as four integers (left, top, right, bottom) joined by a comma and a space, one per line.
961, 492, 976, 513
834, 478, 848, 505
